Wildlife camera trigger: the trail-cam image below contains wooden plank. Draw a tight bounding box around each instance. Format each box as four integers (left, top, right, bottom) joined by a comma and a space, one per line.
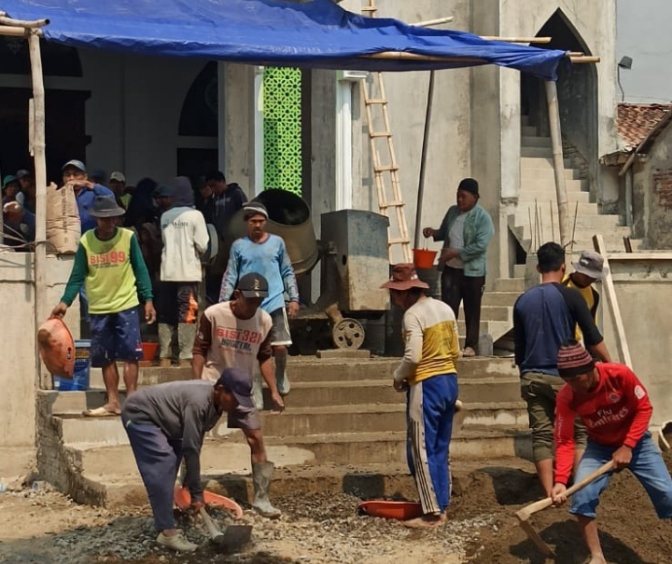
593, 234, 633, 368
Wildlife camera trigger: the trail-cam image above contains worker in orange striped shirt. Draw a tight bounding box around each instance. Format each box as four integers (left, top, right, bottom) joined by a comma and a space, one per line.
381, 264, 460, 529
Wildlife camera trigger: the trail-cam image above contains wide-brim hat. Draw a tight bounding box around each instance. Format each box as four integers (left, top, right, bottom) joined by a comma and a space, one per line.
88, 195, 125, 218
380, 263, 430, 291
572, 250, 607, 280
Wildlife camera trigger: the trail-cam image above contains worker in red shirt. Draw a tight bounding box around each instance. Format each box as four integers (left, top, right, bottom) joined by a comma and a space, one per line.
551, 341, 672, 564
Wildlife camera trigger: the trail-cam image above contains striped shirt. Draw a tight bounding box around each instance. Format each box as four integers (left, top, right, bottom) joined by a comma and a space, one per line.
394, 296, 460, 386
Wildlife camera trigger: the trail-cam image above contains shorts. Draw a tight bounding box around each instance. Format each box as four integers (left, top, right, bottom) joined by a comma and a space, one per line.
521, 371, 587, 462
269, 307, 292, 347
227, 405, 261, 431
90, 307, 144, 367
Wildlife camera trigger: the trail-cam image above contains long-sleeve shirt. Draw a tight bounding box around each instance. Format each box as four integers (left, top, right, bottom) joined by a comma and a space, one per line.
160, 206, 209, 282
60, 227, 153, 314
514, 283, 603, 377
394, 297, 460, 386
219, 234, 299, 314
75, 184, 115, 233
122, 380, 223, 501
433, 204, 494, 277
554, 363, 653, 485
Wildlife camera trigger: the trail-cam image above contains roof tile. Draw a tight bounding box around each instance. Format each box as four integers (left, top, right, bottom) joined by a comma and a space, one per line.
618, 103, 672, 151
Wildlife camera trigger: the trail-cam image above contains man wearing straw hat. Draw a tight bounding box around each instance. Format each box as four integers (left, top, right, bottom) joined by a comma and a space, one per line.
381, 264, 460, 528
423, 178, 494, 357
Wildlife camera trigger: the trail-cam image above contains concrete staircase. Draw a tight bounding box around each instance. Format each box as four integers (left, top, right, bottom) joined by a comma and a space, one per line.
37, 357, 530, 507
516, 116, 633, 253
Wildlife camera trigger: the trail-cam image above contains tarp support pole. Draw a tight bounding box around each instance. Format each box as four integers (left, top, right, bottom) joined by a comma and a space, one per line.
28, 30, 50, 389
414, 70, 435, 249
545, 80, 570, 248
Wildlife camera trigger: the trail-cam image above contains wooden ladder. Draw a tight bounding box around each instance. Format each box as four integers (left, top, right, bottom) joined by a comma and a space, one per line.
362, 1, 412, 264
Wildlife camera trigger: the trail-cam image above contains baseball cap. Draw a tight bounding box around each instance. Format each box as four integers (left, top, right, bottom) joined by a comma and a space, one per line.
62, 159, 86, 173
2, 175, 18, 189
110, 171, 126, 183
572, 251, 606, 280
16, 169, 30, 179
243, 202, 269, 220
237, 272, 269, 298
215, 367, 254, 408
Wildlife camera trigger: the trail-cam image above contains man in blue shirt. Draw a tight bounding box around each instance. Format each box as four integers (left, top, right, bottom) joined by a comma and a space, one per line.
513, 242, 612, 497
220, 202, 299, 406
61, 159, 114, 233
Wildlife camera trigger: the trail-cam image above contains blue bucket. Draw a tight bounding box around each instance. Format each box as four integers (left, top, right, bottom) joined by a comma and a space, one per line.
54, 340, 91, 391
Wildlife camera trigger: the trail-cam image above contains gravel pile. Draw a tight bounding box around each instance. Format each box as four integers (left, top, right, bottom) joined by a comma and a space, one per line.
0, 487, 498, 564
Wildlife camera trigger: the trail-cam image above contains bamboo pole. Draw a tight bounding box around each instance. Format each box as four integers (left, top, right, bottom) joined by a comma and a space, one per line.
0, 16, 49, 28
28, 30, 50, 389
414, 16, 454, 27
414, 69, 435, 248
545, 80, 570, 248
360, 51, 599, 64
0, 25, 32, 37
481, 36, 551, 43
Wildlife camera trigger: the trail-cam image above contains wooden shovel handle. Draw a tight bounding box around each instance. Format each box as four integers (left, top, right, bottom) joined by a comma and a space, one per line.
520, 460, 615, 517
199, 506, 223, 539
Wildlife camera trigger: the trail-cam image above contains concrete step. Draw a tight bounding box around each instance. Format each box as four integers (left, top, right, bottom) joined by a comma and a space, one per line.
521, 115, 531, 126
519, 178, 587, 193
521, 136, 552, 148
515, 201, 598, 217
479, 305, 512, 323
456, 320, 511, 342
520, 157, 580, 178
481, 292, 521, 307
53, 400, 528, 446
521, 146, 553, 158
518, 190, 590, 204
521, 125, 537, 136
494, 278, 525, 293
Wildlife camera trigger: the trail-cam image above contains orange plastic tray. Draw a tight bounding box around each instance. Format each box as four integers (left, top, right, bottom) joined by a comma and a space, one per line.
174, 486, 244, 519
359, 500, 423, 521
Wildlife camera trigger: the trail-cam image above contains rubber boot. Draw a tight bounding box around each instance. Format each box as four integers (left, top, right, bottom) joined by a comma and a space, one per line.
177, 323, 197, 366
252, 368, 264, 410
252, 461, 281, 518
158, 323, 174, 365
274, 353, 290, 396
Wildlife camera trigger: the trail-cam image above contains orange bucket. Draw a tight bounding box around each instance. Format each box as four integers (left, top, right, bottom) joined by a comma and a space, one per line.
359, 500, 424, 521
142, 342, 158, 361
413, 248, 437, 269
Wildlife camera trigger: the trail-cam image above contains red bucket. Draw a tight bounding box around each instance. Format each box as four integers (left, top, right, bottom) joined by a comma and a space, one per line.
413, 248, 437, 269
142, 342, 158, 361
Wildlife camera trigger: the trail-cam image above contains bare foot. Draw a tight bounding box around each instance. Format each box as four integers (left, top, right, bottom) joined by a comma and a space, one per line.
402, 513, 446, 529
586, 555, 608, 564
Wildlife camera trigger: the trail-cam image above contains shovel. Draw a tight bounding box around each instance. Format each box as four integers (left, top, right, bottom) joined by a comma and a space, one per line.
199, 506, 253, 553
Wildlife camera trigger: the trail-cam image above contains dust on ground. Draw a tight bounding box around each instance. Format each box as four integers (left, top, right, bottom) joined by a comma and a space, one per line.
2, 453, 672, 564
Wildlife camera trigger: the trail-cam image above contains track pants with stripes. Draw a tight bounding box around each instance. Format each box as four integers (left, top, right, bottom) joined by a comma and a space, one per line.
406, 373, 458, 514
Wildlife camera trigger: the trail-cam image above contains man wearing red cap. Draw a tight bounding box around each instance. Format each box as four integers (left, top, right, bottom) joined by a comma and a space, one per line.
551, 341, 672, 564
381, 264, 460, 528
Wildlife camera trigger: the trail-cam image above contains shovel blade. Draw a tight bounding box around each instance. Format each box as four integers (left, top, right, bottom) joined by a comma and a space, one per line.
219, 525, 253, 553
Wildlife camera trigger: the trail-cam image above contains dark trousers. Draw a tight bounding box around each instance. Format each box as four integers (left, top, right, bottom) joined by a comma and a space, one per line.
441, 266, 485, 351
123, 417, 182, 531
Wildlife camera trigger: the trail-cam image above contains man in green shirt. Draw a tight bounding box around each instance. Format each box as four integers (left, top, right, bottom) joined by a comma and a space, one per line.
52, 195, 156, 417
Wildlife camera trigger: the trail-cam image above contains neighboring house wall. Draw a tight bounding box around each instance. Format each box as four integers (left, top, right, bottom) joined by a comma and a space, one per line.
632, 123, 672, 249
617, 0, 672, 104
0, 255, 77, 447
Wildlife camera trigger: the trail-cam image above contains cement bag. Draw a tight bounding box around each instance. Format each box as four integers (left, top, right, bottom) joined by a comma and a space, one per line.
37, 318, 75, 378
46, 182, 81, 254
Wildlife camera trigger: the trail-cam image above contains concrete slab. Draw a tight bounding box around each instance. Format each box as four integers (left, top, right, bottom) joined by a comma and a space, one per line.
316, 349, 371, 359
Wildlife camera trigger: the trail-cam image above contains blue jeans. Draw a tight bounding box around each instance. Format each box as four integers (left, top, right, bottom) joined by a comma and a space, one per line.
571, 432, 672, 519
406, 374, 458, 514
123, 417, 182, 531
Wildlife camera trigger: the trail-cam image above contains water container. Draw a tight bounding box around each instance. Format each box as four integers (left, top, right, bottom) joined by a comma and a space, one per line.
54, 340, 91, 391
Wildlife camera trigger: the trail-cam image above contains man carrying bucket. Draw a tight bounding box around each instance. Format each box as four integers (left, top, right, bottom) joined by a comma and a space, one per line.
422, 178, 494, 357
381, 264, 460, 528
52, 195, 156, 416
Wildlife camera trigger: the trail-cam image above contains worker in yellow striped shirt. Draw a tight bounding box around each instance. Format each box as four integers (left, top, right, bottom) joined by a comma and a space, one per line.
381, 264, 460, 529
562, 251, 605, 342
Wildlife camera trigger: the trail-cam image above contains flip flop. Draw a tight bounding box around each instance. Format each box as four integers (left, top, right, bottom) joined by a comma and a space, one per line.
83, 406, 121, 417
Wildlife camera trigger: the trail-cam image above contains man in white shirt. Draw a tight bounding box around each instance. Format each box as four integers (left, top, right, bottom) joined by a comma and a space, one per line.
192, 272, 284, 518
158, 176, 209, 367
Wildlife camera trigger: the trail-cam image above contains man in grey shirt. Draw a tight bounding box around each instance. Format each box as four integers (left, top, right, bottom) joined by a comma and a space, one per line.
122, 368, 252, 552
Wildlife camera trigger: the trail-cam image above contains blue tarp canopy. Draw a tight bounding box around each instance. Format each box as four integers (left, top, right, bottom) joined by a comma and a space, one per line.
2, 0, 567, 79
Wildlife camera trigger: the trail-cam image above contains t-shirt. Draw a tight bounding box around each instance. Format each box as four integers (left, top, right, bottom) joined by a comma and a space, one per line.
554, 363, 652, 484
446, 213, 466, 269
513, 283, 603, 376
219, 234, 299, 314
192, 301, 273, 382
160, 206, 209, 282
562, 274, 600, 342
394, 297, 460, 386
60, 227, 153, 314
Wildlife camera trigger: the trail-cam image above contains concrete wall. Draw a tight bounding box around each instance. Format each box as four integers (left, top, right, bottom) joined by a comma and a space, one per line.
617, 0, 672, 104
600, 254, 672, 427
0, 254, 77, 447
631, 123, 672, 249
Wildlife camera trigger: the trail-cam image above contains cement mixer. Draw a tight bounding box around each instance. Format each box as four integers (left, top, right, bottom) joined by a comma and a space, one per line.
221, 190, 390, 351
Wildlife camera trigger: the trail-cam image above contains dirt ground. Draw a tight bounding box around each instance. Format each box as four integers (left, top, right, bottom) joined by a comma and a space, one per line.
2, 452, 672, 564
